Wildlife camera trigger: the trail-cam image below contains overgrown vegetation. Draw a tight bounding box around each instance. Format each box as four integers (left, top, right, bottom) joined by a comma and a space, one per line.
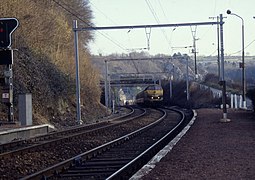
0, 0, 107, 126
202, 73, 242, 94
93, 52, 254, 110
247, 88, 255, 111
162, 80, 222, 109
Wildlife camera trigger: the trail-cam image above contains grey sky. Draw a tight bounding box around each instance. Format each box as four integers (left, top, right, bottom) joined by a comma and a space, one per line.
88, 0, 255, 56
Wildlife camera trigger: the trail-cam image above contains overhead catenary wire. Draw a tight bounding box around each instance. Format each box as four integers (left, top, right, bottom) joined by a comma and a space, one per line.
52, 0, 92, 27
229, 39, 255, 56
52, 0, 128, 51
145, 0, 172, 52
52, 0, 220, 73
88, 1, 141, 73
52, 0, 148, 76
158, 0, 168, 22
158, 0, 175, 53
208, 49, 218, 56
51, 0, 141, 90
89, 1, 118, 25
188, 0, 217, 54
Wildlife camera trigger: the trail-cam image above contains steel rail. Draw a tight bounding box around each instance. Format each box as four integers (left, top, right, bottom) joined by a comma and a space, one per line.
0, 107, 145, 159
20, 108, 167, 180
106, 107, 187, 179
0, 106, 134, 154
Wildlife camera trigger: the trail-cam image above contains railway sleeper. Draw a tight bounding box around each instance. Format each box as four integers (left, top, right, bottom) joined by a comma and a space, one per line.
81, 159, 130, 166
58, 161, 131, 179
96, 152, 139, 158
81, 156, 132, 163
58, 173, 113, 179
66, 168, 118, 174
70, 164, 126, 171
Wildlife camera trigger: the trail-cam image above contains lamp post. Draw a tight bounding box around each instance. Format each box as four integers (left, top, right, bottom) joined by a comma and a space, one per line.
226, 10, 246, 109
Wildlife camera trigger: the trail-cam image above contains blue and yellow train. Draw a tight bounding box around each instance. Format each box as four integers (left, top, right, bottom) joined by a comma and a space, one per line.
135, 84, 163, 106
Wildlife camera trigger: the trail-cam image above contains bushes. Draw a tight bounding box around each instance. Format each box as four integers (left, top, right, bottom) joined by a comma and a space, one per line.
0, 0, 105, 125
247, 88, 255, 111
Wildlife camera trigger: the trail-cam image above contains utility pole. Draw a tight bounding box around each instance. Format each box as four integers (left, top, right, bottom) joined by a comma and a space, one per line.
191, 26, 198, 79
210, 15, 227, 80
73, 20, 82, 124
217, 16, 220, 81
219, 14, 230, 122
169, 64, 174, 99
217, 16, 221, 81
186, 57, 190, 101
104, 60, 109, 109
209, 16, 221, 80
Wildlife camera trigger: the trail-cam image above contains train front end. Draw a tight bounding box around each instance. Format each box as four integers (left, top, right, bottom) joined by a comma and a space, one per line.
144, 85, 163, 104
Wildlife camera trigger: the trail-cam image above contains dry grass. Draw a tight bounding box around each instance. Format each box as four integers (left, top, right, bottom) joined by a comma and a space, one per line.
0, 0, 106, 127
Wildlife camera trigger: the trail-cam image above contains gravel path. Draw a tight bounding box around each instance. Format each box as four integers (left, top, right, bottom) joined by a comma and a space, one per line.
140, 108, 255, 180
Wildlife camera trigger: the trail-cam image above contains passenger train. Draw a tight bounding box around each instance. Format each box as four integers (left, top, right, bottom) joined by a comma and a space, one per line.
135, 84, 163, 106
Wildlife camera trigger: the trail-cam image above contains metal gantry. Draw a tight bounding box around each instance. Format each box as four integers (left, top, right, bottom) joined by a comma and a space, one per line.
74, 22, 219, 31
73, 15, 228, 121
103, 57, 170, 108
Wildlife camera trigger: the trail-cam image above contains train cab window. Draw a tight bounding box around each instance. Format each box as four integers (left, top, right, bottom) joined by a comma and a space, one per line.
146, 85, 162, 90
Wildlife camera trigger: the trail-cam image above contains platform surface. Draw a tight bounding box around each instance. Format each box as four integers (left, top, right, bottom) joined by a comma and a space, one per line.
137, 108, 255, 179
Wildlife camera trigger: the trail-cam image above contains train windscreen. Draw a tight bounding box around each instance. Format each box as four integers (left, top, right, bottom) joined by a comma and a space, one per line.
146, 85, 162, 90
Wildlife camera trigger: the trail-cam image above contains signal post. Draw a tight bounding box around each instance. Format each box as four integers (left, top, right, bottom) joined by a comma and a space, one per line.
0, 18, 19, 122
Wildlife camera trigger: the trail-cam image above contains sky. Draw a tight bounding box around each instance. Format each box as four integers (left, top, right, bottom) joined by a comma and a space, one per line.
87, 0, 255, 56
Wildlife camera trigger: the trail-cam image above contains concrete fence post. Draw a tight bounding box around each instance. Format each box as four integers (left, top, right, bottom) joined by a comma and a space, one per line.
239, 95, 243, 109
231, 94, 234, 108
18, 94, 32, 126
234, 94, 238, 109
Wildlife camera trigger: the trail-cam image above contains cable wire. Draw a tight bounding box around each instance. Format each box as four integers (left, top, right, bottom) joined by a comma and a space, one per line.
52, 0, 128, 51
229, 39, 255, 56
89, 1, 118, 25
145, 0, 172, 52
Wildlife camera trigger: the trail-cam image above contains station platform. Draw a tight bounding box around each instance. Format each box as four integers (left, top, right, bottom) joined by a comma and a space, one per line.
0, 123, 55, 144
132, 108, 255, 179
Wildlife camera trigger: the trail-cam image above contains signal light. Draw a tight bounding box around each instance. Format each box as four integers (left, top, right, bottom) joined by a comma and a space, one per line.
0, 18, 19, 48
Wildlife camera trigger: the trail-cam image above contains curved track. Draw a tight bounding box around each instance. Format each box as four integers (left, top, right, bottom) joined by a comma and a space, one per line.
0, 106, 140, 155
20, 107, 193, 180
0, 106, 165, 179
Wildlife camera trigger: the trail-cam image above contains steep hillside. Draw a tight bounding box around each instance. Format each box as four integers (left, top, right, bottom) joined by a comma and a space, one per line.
91, 52, 208, 82
0, 0, 107, 127
92, 52, 255, 109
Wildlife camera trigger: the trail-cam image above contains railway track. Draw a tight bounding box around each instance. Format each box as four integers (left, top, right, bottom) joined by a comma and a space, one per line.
20, 107, 193, 180
0, 106, 142, 156
0, 106, 165, 179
